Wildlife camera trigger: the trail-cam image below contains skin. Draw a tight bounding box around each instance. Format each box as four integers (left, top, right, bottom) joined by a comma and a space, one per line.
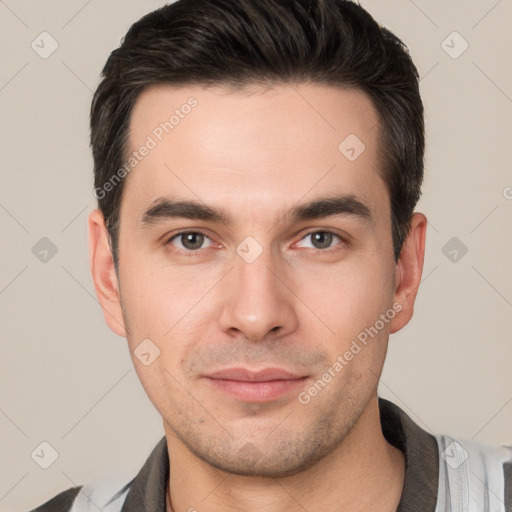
89, 83, 426, 512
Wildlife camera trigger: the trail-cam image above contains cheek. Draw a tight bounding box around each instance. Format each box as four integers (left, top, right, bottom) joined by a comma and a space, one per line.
118, 248, 222, 367
297, 259, 394, 401
294, 254, 394, 341
118, 243, 189, 334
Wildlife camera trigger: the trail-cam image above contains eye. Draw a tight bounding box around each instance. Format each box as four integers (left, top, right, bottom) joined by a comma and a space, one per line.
296, 231, 343, 250
167, 231, 213, 251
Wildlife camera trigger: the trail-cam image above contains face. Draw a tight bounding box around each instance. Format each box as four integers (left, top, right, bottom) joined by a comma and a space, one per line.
106, 83, 402, 476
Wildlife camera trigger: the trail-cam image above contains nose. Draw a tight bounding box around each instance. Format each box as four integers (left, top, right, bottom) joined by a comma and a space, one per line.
217, 247, 299, 342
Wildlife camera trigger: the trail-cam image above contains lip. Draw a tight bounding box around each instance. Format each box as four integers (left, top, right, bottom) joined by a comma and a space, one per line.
203, 367, 308, 403
205, 367, 304, 382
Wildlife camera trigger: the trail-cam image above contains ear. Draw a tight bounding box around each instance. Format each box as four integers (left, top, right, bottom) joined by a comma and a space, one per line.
88, 209, 127, 337
389, 212, 427, 334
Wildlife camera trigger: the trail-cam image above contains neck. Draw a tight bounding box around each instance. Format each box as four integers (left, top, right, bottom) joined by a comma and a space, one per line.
165, 396, 405, 512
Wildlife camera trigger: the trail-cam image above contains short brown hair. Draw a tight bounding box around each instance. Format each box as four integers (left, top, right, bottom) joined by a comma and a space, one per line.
90, 0, 424, 266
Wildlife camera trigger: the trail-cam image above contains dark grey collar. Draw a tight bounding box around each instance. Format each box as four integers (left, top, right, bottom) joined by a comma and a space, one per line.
380, 398, 439, 511
120, 397, 439, 512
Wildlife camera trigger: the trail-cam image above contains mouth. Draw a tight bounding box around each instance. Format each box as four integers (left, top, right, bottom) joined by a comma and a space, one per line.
202, 367, 309, 403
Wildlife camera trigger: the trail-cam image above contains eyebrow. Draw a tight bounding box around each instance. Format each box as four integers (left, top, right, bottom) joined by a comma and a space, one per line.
139, 193, 372, 227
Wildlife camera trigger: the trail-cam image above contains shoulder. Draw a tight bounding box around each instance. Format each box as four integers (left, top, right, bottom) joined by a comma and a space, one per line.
29, 486, 82, 512
28, 476, 133, 512
436, 434, 512, 511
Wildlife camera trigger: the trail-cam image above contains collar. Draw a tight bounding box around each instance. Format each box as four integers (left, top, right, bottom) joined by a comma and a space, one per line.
380, 398, 439, 511
120, 397, 439, 512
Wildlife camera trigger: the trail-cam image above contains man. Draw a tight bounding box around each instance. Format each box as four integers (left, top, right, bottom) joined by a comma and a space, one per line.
31, 0, 511, 511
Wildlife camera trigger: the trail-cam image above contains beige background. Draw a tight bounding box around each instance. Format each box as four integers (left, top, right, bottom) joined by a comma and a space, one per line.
1, 1, 511, 511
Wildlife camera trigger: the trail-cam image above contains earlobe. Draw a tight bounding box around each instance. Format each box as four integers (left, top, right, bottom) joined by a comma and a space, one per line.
389, 212, 427, 334
88, 209, 127, 337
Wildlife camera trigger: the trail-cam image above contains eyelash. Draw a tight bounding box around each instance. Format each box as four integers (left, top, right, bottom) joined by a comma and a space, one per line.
164, 229, 346, 255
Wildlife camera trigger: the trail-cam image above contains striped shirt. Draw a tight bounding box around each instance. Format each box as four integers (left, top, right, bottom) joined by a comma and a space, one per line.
29, 398, 512, 511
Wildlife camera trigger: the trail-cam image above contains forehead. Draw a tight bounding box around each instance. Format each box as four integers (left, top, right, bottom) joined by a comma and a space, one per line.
123, 83, 386, 222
